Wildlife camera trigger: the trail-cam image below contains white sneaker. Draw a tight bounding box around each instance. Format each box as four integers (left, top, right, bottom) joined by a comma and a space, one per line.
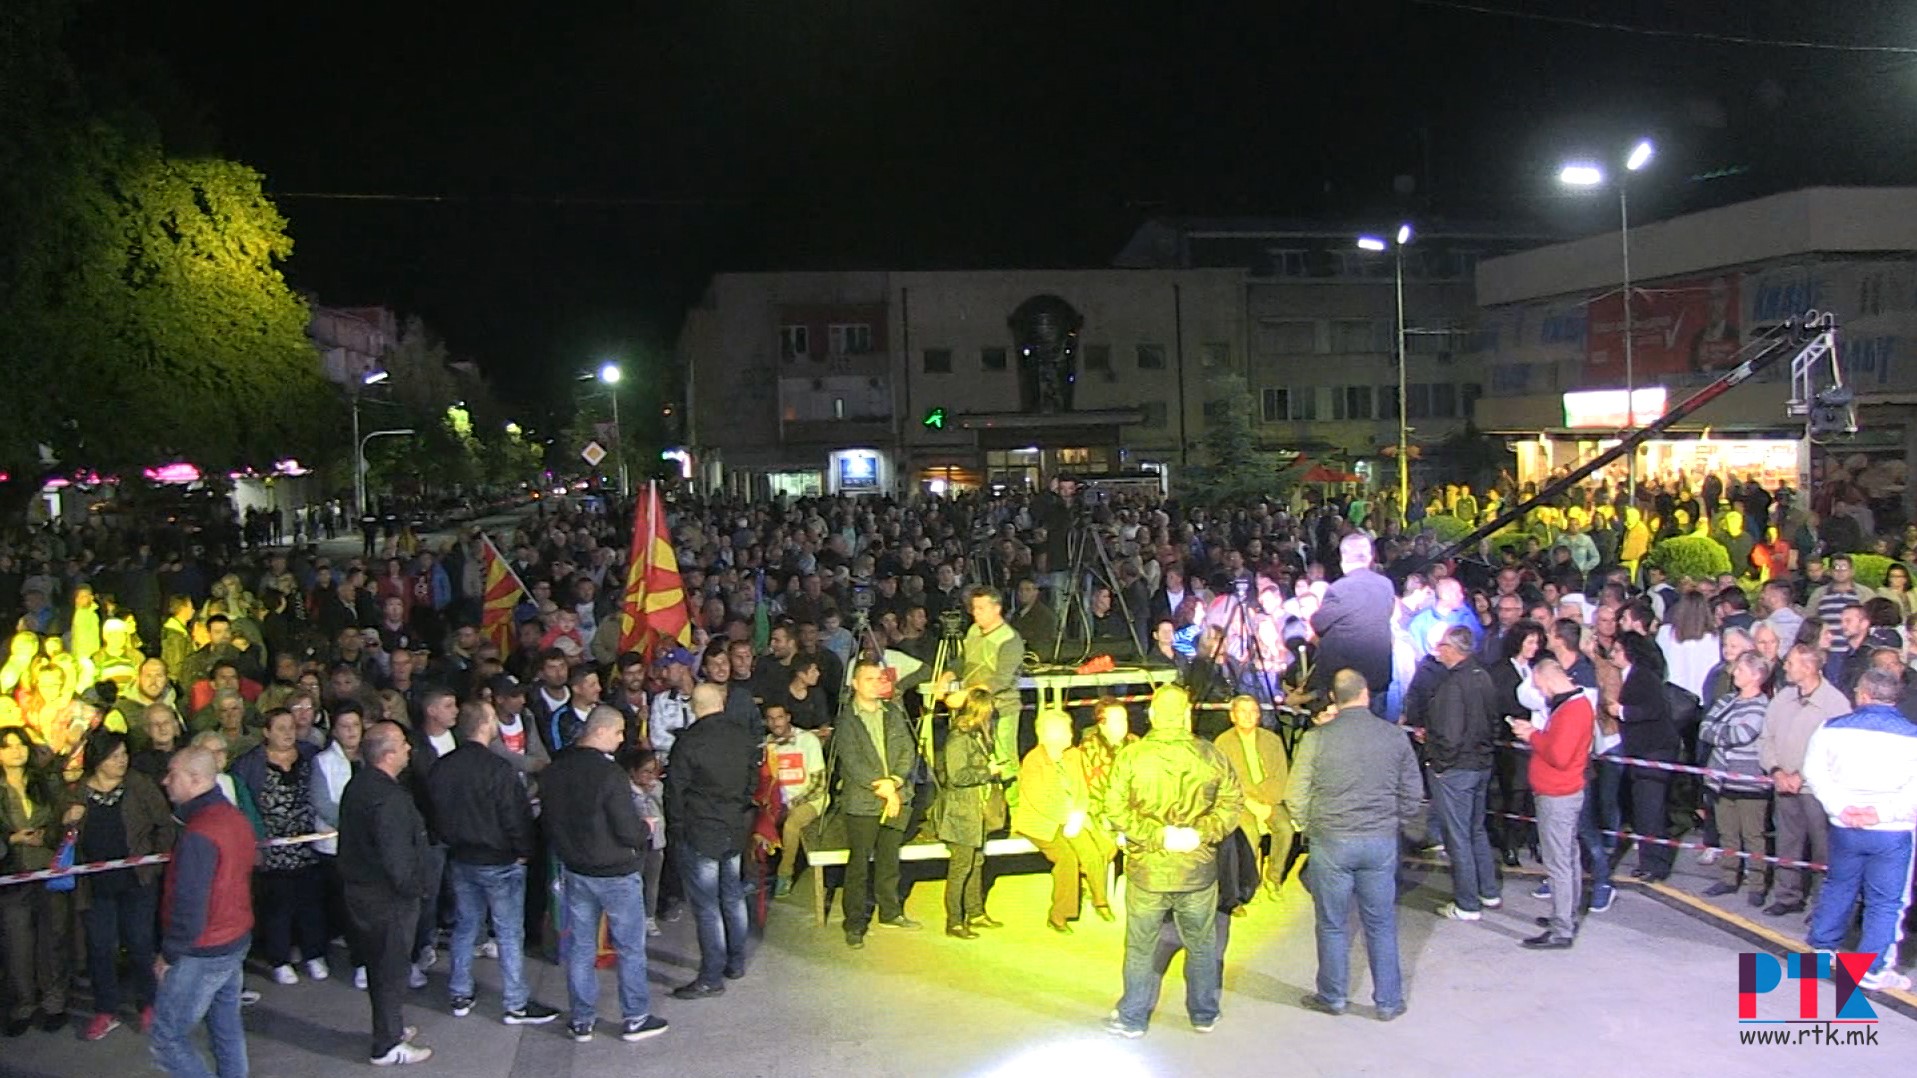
271, 964, 299, 986
370, 1042, 433, 1066
304, 958, 330, 981
647, 918, 661, 937
354, 967, 368, 991
1698, 848, 1721, 866
1860, 968, 1913, 993
476, 939, 499, 960
1437, 903, 1482, 922
408, 965, 428, 990
416, 945, 438, 971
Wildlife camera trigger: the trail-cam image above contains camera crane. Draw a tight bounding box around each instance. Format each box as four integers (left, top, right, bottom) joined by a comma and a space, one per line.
1428, 311, 1850, 567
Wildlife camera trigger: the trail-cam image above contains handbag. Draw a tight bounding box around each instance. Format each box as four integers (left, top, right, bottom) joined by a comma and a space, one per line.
45, 826, 78, 893
981, 781, 1008, 834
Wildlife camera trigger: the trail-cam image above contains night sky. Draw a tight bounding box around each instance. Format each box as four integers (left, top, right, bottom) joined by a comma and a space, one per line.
65, 1, 1917, 421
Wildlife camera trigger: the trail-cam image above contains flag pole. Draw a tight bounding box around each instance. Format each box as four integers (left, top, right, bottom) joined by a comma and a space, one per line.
481, 533, 533, 602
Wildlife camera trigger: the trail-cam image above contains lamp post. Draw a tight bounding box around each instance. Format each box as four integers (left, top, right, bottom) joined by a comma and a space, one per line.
599, 362, 629, 497
358, 428, 416, 515
351, 369, 390, 519
1560, 138, 1655, 500
1357, 223, 1413, 525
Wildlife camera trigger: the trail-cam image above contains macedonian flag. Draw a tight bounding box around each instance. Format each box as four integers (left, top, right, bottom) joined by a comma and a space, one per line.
618, 481, 692, 658
478, 534, 529, 654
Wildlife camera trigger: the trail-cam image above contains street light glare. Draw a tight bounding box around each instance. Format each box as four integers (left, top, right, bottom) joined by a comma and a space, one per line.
1396, 223, 1413, 246
1559, 163, 1605, 187
361, 369, 389, 385
599, 362, 622, 384
1626, 139, 1655, 172
1356, 236, 1387, 252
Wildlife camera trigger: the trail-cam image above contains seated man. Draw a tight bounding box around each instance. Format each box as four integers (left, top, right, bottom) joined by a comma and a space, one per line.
1007, 579, 1059, 660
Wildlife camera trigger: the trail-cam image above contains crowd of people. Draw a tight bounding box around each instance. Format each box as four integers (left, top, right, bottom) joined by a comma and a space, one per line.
1, 467, 1914, 1070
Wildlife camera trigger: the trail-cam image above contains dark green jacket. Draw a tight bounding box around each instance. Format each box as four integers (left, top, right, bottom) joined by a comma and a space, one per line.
934, 727, 995, 849
832, 696, 918, 830
1101, 727, 1242, 893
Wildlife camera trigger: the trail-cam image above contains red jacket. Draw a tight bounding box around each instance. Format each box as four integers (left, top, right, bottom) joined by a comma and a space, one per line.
161, 788, 257, 962
1529, 691, 1595, 797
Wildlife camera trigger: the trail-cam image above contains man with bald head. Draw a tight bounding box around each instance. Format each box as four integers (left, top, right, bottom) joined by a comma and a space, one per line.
152, 746, 257, 1078
339, 721, 434, 1065
665, 682, 759, 999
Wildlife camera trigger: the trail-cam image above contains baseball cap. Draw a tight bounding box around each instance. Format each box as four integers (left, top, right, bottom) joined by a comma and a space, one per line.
488, 674, 528, 698
655, 645, 695, 669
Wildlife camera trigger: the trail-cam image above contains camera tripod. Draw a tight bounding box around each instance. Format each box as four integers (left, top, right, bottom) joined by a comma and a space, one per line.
1048, 518, 1143, 665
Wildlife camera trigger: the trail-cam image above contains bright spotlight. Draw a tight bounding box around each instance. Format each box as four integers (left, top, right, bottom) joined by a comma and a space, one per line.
1626, 139, 1655, 172
1396, 223, 1413, 245
1355, 236, 1387, 252
1559, 163, 1605, 187
598, 362, 622, 385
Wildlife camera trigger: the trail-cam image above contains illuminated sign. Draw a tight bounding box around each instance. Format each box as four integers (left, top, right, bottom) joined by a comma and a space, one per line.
1562, 387, 1667, 429
836, 451, 880, 490
922, 406, 947, 430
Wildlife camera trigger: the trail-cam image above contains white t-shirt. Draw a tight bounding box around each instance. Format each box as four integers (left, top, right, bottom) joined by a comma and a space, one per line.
429, 730, 457, 757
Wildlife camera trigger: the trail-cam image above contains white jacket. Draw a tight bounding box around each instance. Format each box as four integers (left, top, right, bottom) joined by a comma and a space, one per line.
309, 741, 355, 855
1802, 705, 1917, 832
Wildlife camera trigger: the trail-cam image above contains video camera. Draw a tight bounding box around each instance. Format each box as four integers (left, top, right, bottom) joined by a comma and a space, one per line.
938, 607, 968, 641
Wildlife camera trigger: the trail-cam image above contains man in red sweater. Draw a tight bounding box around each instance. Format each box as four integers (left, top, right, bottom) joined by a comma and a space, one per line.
1509, 657, 1594, 950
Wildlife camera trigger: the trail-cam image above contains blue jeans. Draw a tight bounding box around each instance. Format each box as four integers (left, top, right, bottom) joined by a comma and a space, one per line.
1580, 754, 1623, 880
1305, 834, 1405, 1011
149, 949, 248, 1078
1115, 882, 1219, 1030
1807, 827, 1915, 977
449, 861, 528, 1011
678, 851, 748, 986
1431, 768, 1499, 910
561, 869, 651, 1025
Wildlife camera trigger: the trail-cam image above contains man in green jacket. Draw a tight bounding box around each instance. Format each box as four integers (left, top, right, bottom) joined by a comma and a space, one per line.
1102, 684, 1243, 1038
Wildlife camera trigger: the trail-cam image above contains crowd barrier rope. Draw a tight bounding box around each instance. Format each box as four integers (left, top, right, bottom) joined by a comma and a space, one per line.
0, 830, 336, 888
1482, 810, 1826, 872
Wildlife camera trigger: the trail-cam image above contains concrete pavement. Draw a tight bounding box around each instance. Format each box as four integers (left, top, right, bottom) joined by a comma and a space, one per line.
10, 854, 1914, 1078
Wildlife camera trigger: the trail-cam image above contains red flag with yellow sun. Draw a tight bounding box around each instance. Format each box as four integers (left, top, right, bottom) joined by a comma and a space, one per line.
618, 481, 692, 658
478, 534, 528, 654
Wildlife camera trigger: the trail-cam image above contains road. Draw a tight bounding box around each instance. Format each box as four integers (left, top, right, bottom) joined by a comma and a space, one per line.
299, 502, 542, 562
9, 854, 1913, 1077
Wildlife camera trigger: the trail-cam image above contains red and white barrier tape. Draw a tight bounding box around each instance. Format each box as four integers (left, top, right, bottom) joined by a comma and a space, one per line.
1486, 811, 1826, 872
0, 830, 337, 888
1499, 738, 1773, 787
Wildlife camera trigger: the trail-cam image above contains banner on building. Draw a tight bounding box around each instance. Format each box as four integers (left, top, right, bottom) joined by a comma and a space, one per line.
1586, 274, 1741, 378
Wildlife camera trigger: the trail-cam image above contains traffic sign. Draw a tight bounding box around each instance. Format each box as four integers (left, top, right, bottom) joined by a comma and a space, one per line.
580, 440, 607, 467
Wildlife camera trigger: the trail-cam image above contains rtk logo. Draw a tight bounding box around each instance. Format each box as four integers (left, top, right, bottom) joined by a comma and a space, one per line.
1739, 953, 1878, 1021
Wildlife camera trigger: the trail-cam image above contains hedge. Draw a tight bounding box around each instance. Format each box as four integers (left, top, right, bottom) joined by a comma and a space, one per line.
1646, 535, 1733, 580
1842, 553, 1894, 589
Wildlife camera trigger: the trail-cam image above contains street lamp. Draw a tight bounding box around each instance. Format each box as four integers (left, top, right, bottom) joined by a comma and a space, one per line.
598, 362, 629, 496
358, 428, 416, 518
1561, 137, 1655, 499
351, 369, 391, 519
1356, 223, 1414, 525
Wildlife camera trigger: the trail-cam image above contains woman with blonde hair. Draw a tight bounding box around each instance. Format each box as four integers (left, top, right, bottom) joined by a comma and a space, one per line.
935, 688, 1000, 939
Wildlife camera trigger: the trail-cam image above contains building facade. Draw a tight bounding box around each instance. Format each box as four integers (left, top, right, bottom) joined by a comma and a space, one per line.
1469, 187, 1917, 507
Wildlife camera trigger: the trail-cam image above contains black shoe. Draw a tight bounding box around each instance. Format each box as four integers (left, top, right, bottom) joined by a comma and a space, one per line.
1047, 919, 1073, 935
450, 995, 475, 1018
967, 915, 1004, 930
671, 981, 725, 1000
723, 967, 745, 981
503, 1002, 560, 1025
1521, 932, 1575, 950
1702, 883, 1738, 898
1300, 993, 1346, 1016
1747, 891, 1768, 909
568, 1020, 594, 1043
4, 1017, 28, 1038
1375, 1004, 1406, 1022
38, 1011, 65, 1034
1630, 868, 1652, 880
1534, 916, 1553, 928
877, 915, 922, 931
945, 924, 979, 940
1764, 901, 1806, 917
845, 932, 866, 950
1501, 849, 1520, 868
620, 1015, 668, 1042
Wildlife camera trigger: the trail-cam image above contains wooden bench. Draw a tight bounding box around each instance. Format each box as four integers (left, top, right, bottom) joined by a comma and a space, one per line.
804, 837, 1042, 926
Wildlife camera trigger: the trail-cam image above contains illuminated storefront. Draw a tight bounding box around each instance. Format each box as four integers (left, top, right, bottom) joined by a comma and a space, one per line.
1509, 387, 1806, 491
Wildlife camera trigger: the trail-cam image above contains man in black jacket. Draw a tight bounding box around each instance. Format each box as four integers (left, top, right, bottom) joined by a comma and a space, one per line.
338, 721, 434, 1066
542, 705, 669, 1045
427, 700, 557, 1025
1423, 626, 1503, 921
665, 683, 759, 999
1309, 533, 1396, 700
836, 659, 921, 948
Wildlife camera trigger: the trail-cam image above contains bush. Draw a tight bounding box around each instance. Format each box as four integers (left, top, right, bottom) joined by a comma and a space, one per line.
1842, 553, 1894, 589
1646, 535, 1733, 580
1420, 514, 1476, 544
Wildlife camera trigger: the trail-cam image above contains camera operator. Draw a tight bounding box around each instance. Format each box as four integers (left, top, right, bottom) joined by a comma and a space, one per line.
940, 586, 1026, 780
1035, 475, 1078, 602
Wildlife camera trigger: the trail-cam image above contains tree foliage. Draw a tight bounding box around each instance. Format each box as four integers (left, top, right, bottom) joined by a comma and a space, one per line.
1179, 373, 1298, 502
0, 0, 340, 494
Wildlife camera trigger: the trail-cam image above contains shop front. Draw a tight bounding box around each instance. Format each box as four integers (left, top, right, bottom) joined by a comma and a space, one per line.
1503, 387, 1808, 492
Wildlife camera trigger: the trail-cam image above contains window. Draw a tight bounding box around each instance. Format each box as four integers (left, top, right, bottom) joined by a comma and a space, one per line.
828, 323, 872, 355
1084, 344, 1111, 371
1201, 342, 1230, 370
1431, 382, 1458, 417
1261, 387, 1289, 423
1136, 343, 1167, 370
1405, 383, 1432, 420
1337, 385, 1373, 421
832, 397, 845, 419
1255, 319, 1318, 354
1462, 382, 1483, 419
1331, 320, 1387, 354
779, 325, 809, 361
922, 348, 952, 374
981, 346, 1008, 372
1141, 401, 1168, 428
1379, 385, 1400, 420
1268, 248, 1309, 277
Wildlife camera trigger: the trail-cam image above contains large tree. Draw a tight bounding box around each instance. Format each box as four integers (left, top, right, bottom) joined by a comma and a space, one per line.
0, 0, 340, 503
